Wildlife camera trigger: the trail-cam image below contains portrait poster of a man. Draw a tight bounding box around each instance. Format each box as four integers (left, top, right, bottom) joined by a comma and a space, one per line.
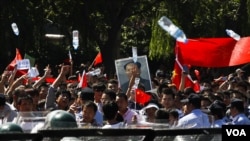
115, 55, 152, 93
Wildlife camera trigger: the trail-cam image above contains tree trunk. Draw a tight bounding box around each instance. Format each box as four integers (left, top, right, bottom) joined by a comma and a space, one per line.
101, 26, 121, 79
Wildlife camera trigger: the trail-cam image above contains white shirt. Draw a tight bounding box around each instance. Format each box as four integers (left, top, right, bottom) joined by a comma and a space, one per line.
102, 122, 124, 129
0, 102, 17, 124
122, 108, 138, 124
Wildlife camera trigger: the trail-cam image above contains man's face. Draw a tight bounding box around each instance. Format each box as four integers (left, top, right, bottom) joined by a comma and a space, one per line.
116, 96, 128, 111
107, 83, 118, 92
82, 106, 96, 123
18, 99, 33, 112
125, 63, 140, 78
161, 94, 175, 109
101, 93, 111, 105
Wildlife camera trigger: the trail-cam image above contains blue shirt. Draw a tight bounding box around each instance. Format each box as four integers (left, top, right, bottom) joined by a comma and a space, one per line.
230, 113, 250, 125
176, 109, 211, 128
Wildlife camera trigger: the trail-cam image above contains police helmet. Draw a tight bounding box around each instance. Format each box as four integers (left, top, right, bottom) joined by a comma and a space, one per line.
44, 110, 77, 129
0, 123, 23, 133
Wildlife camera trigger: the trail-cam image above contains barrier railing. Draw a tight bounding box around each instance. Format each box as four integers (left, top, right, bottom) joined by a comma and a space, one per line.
0, 127, 222, 141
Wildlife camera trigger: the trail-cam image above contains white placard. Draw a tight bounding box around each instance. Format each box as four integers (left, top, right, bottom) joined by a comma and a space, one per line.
132, 47, 137, 63
16, 59, 30, 70
87, 68, 101, 76
28, 67, 39, 78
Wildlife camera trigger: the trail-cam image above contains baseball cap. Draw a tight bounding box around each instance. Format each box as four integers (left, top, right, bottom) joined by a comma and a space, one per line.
209, 100, 226, 112
181, 93, 201, 104
227, 98, 244, 109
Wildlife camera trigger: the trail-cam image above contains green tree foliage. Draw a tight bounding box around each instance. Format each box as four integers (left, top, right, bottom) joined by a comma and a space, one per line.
0, 0, 249, 76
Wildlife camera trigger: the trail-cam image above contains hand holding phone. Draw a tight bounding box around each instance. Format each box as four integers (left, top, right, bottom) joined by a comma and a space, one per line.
182, 65, 189, 74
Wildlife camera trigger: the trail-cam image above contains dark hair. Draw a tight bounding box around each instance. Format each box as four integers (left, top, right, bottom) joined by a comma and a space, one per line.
103, 89, 116, 101
0, 95, 6, 106
83, 101, 97, 113
235, 81, 249, 92
92, 82, 106, 92
79, 87, 94, 101
161, 88, 175, 99
169, 109, 179, 119
155, 109, 169, 120
102, 101, 118, 120
157, 83, 169, 95
55, 90, 71, 100
184, 87, 195, 95
123, 61, 141, 70
107, 79, 118, 85
17, 95, 33, 106
116, 93, 128, 101
25, 88, 39, 97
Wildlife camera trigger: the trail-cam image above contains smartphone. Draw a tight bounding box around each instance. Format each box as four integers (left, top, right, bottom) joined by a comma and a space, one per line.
182, 65, 189, 73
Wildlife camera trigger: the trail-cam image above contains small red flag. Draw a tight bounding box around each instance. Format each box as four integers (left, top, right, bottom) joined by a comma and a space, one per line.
93, 52, 102, 66
78, 70, 88, 88
8, 48, 22, 70
45, 77, 56, 84
7, 48, 29, 77
171, 59, 194, 90
135, 89, 151, 105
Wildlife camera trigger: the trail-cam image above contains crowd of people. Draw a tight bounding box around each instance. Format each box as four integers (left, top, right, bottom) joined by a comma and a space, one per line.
0, 60, 250, 134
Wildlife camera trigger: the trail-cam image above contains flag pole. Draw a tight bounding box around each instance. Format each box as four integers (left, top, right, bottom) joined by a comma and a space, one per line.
88, 59, 95, 71
88, 51, 101, 71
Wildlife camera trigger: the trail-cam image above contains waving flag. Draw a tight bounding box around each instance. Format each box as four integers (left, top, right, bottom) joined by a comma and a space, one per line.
176, 37, 250, 67
135, 89, 151, 105
8, 48, 22, 70
7, 48, 28, 76
93, 52, 103, 66
78, 70, 88, 88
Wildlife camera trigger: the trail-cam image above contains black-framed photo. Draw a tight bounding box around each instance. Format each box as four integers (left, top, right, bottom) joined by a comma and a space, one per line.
115, 55, 152, 93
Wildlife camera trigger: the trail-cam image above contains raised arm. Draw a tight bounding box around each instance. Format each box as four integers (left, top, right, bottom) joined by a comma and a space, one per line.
0, 71, 11, 94
5, 74, 27, 98
45, 65, 70, 110
32, 65, 51, 89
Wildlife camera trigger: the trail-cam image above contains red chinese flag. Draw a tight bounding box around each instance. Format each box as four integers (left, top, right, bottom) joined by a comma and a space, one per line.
93, 52, 102, 66
78, 70, 88, 88
77, 73, 81, 83
8, 48, 22, 70
171, 59, 194, 90
176, 37, 250, 67
45, 77, 56, 84
135, 89, 151, 105
7, 48, 28, 76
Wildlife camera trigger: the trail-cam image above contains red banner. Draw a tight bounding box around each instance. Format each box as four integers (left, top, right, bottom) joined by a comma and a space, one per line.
176, 37, 250, 67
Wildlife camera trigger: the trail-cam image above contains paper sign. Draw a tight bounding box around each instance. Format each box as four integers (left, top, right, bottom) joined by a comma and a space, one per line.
132, 47, 137, 63
87, 68, 101, 76
28, 67, 39, 78
132, 77, 140, 90
16, 59, 30, 70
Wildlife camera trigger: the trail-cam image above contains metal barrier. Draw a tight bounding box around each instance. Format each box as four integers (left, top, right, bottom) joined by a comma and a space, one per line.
0, 128, 222, 141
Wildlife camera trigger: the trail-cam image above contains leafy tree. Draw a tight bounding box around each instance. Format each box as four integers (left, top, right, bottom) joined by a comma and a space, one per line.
0, 0, 249, 77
